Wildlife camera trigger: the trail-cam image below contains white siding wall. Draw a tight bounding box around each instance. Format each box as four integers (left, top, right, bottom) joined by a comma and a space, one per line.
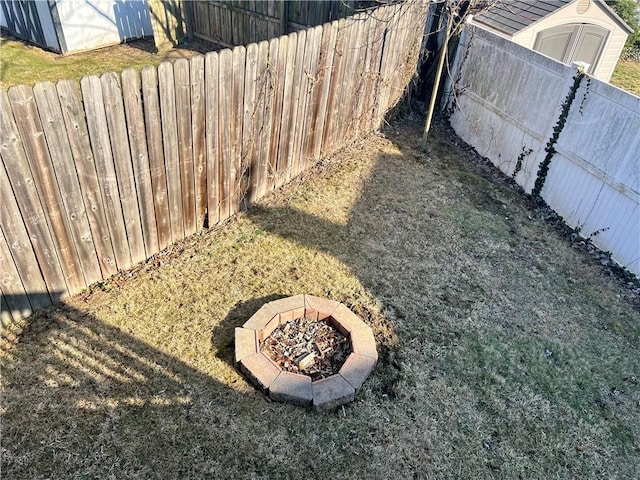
446, 24, 640, 276
55, 0, 153, 53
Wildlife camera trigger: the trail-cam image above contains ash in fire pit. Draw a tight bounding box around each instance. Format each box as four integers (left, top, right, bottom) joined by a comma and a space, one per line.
261, 317, 351, 381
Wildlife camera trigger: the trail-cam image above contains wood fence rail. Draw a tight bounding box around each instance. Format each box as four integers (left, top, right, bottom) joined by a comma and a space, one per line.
0, 2, 427, 326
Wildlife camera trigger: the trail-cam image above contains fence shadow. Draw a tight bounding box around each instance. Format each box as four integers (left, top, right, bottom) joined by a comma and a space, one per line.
2, 291, 296, 477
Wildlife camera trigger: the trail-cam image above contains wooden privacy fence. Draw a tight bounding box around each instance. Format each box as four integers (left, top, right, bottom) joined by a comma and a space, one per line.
188, 0, 377, 47
0, 2, 427, 326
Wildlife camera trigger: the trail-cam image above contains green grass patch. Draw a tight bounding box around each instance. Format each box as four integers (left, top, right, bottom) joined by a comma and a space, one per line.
0, 36, 212, 89
610, 60, 640, 96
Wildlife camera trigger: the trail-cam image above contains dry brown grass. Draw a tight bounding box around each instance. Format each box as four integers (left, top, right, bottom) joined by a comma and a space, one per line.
1, 118, 639, 479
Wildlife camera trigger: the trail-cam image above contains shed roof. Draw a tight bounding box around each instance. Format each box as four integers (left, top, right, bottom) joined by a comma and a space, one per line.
474, 0, 633, 36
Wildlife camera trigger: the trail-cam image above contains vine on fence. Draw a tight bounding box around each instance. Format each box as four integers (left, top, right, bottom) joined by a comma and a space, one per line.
512, 145, 533, 180
532, 70, 584, 198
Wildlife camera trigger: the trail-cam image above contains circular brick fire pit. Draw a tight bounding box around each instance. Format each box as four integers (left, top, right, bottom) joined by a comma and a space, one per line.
235, 295, 377, 411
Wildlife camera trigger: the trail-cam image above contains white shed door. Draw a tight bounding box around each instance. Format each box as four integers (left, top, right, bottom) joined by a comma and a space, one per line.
533, 23, 609, 73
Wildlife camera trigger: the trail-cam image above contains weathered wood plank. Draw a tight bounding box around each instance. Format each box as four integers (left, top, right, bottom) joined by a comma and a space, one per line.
0, 158, 50, 309
246, 0, 256, 43
372, 6, 395, 130
242, 42, 258, 205
352, 14, 371, 136
218, 48, 233, 221
205, 51, 220, 226
81, 75, 132, 271
158, 61, 185, 243
241, 43, 259, 202
0, 90, 67, 299
253, 40, 271, 201
101, 72, 146, 266
387, 5, 407, 108
121, 68, 159, 258
261, 38, 278, 194
287, 29, 306, 179
323, 18, 346, 154
148, 0, 186, 52
288, 0, 302, 26
231, 45, 246, 214
341, 16, 363, 143
33, 81, 102, 287
212, 2, 221, 42
267, 35, 287, 191
202, 2, 212, 38
293, 28, 314, 177
276, 31, 297, 187
0, 227, 32, 320
1, 291, 16, 327
56, 79, 118, 278
312, 21, 337, 159
7, 85, 85, 294
267, 0, 280, 39
338, 17, 357, 144
174, 58, 196, 237
301, 25, 322, 169
255, 1, 269, 41
226, 3, 234, 44
140, 66, 172, 251
377, 5, 402, 116
190, 55, 208, 231
361, 10, 385, 133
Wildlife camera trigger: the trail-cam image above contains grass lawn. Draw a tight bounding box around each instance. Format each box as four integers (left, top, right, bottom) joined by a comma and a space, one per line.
1, 117, 638, 479
610, 59, 640, 96
0, 35, 213, 89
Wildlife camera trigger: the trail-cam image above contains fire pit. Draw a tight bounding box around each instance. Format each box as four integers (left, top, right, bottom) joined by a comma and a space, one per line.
235, 295, 377, 410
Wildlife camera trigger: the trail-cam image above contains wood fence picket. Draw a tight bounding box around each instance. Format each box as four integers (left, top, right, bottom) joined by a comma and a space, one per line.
32, 81, 103, 288
56, 79, 119, 278
122, 68, 160, 259
81, 75, 132, 271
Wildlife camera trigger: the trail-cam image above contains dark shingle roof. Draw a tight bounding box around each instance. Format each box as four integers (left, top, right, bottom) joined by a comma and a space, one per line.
474, 1, 572, 35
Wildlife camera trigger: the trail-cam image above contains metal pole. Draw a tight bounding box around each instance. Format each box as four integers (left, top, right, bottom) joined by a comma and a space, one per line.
421, 5, 452, 151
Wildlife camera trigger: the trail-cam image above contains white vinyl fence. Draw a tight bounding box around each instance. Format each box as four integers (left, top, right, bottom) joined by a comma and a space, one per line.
445, 22, 640, 276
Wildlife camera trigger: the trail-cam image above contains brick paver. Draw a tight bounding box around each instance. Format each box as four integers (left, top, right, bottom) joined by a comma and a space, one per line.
350, 326, 378, 360
339, 352, 377, 390
304, 295, 340, 320
331, 303, 368, 335
269, 371, 313, 406
239, 353, 281, 391
234, 327, 257, 364
312, 374, 355, 411
268, 294, 305, 323
243, 303, 279, 331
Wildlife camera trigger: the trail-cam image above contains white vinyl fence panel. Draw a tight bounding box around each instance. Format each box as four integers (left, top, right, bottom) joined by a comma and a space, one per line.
446, 23, 640, 276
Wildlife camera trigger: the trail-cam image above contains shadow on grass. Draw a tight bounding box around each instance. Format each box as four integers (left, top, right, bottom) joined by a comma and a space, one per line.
211, 293, 286, 365
1, 294, 265, 477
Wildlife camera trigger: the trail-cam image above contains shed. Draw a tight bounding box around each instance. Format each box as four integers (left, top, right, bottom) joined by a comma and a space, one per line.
0, 0, 185, 55
472, 0, 633, 81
